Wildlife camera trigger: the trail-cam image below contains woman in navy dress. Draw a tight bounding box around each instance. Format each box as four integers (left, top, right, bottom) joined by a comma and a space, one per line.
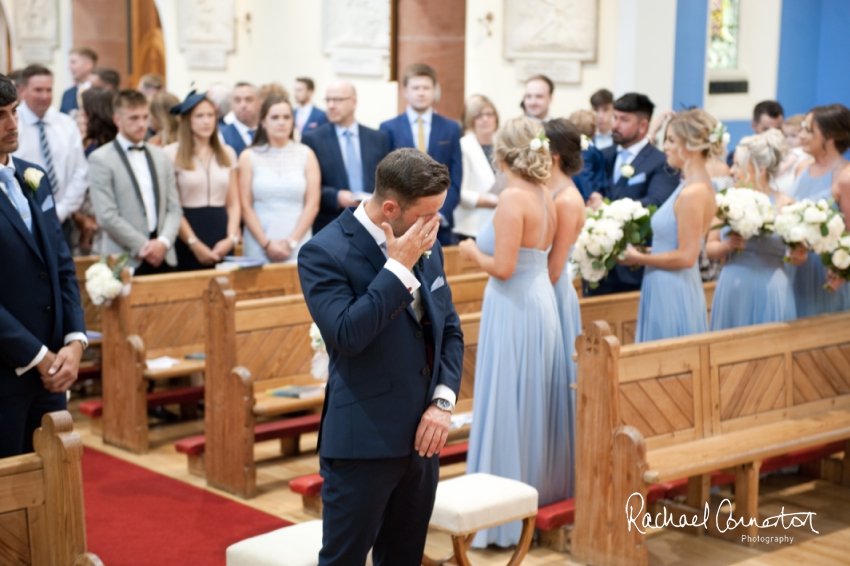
458, 117, 568, 548
788, 104, 850, 316
707, 129, 796, 329
619, 109, 718, 342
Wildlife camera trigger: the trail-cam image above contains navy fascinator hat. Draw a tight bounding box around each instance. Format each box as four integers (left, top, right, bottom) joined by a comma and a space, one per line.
170, 90, 207, 115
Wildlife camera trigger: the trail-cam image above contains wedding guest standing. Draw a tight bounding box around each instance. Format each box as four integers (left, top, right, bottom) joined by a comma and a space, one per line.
293, 77, 327, 137
380, 63, 462, 245
567, 109, 607, 201
788, 105, 850, 316
455, 95, 498, 240
459, 117, 568, 548
61, 46, 97, 115
619, 109, 718, 342
522, 75, 553, 123
147, 92, 180, 147
165, 92, 241, 271
707, 129, 796, 329
775, 114, 808, 195
240, 95, 320, 263
222, 82, 261, 156
590, 88, 615, 149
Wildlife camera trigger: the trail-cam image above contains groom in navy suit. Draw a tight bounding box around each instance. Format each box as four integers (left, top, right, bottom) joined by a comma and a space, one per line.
380, 64, 462, 246
0, 74, 87, 457
298, 149, 464, 565
587, 92, 679, 296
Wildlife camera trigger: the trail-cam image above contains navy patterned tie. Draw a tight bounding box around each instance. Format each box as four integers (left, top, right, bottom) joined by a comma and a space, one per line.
36, 120, 59, 193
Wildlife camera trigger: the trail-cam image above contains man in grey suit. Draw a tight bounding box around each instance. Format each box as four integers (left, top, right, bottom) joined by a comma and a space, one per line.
89, 90, 182, 275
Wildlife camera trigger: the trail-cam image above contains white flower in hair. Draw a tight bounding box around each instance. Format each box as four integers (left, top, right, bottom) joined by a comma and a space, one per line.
709, 121, 728, 145
580, 134, 590, 151
530, 130, 550, 152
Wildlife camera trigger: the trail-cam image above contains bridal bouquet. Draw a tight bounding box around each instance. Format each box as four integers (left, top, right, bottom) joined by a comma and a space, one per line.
820, 234, 850, 285
85, 253, 129, 306
774, 199, 845, 257
714, 188, 776, 240
572, 198, 655, 288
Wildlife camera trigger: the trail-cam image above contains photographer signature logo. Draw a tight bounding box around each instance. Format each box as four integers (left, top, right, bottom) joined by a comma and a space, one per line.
625, 492, 818, 544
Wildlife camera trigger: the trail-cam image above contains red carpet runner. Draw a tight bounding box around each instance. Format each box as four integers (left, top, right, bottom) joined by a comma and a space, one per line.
82, 447, 292, 565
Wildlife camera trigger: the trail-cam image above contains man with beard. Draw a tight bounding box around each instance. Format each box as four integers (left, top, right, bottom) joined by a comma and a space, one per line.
587, 92, 679, 295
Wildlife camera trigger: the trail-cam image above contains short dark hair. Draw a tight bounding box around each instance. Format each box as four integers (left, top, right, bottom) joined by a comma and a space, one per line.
0, 74, 18, 107
7, 69, 23, 87
112, 89, 148, 112
526, 74, 554, 95
374, 149, 450, 209
70, 46, 98, 65
95, 68, 120, 90
613, 92, 655, 121
811, 104, 850, 154
21, 64, 52, 85
402, 63, 438, 87
590, 88, 614, 110
753, 100, 784, 124
296, 77, 315, 92
545, 118, 584, 176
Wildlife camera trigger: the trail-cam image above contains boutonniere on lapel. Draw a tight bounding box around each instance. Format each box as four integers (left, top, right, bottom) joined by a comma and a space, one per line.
620, 164, 635, 180
23, 168, 44, 194
418, 250, 432, 269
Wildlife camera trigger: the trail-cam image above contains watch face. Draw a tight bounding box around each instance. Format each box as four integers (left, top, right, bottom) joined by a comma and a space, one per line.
434, 399, 451, 411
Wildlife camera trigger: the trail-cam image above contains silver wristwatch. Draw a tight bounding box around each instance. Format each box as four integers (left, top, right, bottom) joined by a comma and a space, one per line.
431, 398, 454, 413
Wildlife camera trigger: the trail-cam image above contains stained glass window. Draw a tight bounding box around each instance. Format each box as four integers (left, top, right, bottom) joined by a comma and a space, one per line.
707, 0, 740, 69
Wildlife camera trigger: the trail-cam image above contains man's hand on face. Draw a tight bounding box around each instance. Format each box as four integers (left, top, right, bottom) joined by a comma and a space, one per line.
381, 215, 440, 271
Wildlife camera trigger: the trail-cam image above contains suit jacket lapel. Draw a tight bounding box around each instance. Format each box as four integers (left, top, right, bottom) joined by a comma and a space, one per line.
25, 186, 52, 269
339, 210, 387, 274
326, 126, 349, 190
397, 115, 415, 149
629, 145, 653, 176
143, 147, 161, 227
428, 115, 441, 157
113, 140, 146, 213
3, 165, 45, 262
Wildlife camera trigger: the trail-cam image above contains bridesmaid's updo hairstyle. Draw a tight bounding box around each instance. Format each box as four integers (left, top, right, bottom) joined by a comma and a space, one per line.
667, 108, 725, 159
544, 118, 584, 176
734, 129, 788, 181
493, 116, 552, 184
810, 104, 850, 153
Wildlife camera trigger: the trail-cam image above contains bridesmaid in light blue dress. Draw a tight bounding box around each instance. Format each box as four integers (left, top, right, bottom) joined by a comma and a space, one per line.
619, 110, 718, 342
788, 107, 850, 316
458, 117, 569, 549
707, 130, 797, 329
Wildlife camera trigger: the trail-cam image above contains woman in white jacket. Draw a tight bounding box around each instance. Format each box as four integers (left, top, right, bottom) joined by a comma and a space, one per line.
454, 95, 500, 239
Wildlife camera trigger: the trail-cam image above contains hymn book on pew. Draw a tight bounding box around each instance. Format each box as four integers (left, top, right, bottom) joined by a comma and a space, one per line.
267, 385, 325, 399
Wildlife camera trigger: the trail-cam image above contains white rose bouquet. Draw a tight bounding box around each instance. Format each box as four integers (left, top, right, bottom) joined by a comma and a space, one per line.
714, 187, 776, 241
571, 198, 655, 289
84, 253, 129, 307
820, 234, 850, 288
774, 199, 845, 260
308, 322, 329, 380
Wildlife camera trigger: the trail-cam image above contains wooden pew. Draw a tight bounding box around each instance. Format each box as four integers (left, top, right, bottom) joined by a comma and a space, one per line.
571, 314, 850, 566
442, 245, 483, 276
74, 256, 105, 384
96, 263, 302, 453
0, 411, 102, 566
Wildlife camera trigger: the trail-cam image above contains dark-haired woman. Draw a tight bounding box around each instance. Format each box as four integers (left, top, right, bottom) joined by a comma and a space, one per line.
788, 104, 850, 315
240, 95, 320, 263
164, 92, 241, 271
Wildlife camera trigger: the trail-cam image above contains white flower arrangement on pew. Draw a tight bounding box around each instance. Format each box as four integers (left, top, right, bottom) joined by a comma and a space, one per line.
713, 188, 776, 248
309, 322, 329, 380
774, 199, 845, 261
84, 253, 129, 307
571, 198, 656, 289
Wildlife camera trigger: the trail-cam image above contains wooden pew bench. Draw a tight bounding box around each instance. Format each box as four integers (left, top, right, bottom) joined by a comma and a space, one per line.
571, 314, 850, 566
0, 411, 102, 566
75, 256, 104, 381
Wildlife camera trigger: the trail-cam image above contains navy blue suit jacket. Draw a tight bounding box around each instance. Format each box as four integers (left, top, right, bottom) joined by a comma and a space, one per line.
301, 107, 328, 135
221, 123, 248, 156
0, 158, 85, 393
60, 86, 78, 114
379, 113, 462, 236
573, 146, 607, 201
302, 123, 391, 234
298, 210, 464, 459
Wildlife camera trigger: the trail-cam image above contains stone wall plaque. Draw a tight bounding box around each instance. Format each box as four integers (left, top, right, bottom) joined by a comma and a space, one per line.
177, 0, 235, 70
14, 0, 59, 64
515, 59, 581, 84
331, 50, 385, 77
323, 0, 389, 76
504, 0, 598, 62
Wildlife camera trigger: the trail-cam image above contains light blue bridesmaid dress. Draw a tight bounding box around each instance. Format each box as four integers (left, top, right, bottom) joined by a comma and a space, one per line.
789, 168, 850, 316
635, 180, 708, 342
710, 195, 797, 330
466, 192, 570, 548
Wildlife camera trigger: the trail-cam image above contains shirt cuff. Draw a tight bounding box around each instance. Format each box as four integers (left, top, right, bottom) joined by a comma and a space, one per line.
460, 189, 480, 209
16, 345, 47, 376
432, 384, 457, 408
383, 259, 421, 293
64, 332, 89, 350
157, 236, 172, 250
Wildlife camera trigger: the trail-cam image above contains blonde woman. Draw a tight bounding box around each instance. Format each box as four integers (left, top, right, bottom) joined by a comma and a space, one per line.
619, 109, 719, 342
147, 92, 180, 146
706, 129, 796, 329
454, 95, 499, 239
459, 117, 568, 548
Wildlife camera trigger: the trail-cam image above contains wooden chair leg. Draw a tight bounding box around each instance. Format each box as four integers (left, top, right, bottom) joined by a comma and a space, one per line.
450, 534, 475, 566
842, 439, 850, 487
735, 461, 761, 545
505, 517, 535, 566
280, 435, 301, 458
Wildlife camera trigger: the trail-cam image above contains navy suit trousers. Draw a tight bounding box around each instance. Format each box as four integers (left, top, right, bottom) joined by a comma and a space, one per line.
0, 378, 66, 457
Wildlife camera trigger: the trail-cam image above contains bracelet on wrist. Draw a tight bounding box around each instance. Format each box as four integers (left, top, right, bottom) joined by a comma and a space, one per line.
262, 240, 272, 250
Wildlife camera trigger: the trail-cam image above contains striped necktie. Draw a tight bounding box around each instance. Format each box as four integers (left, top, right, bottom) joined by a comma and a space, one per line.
36, 120, 58, 194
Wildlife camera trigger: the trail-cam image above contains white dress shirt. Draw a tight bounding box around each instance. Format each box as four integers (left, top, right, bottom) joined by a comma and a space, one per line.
232, 118, 255, 148
13, 102, 88, 222
612, 137, 651, 183
594, 131, 614, 150
0, 160, 88, 374
115, 134, 170, 249
295, 103, 314, 134
353, 201, 457, 407
334, 122, 361, 170
406, 106, 433, 153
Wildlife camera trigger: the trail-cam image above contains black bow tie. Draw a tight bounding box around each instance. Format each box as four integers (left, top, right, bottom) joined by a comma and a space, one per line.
127, 145, 145, 151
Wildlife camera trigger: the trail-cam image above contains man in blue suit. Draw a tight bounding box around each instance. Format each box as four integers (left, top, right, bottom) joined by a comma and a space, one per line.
302, 80, 390, 234
220, 82, 260, 156
380, 64, 462, 246
298, 149, 464, 565
587, 92, 679, 296
294, 77, 328, 137
60, 46, 97, 114
0, 74, 87, 457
